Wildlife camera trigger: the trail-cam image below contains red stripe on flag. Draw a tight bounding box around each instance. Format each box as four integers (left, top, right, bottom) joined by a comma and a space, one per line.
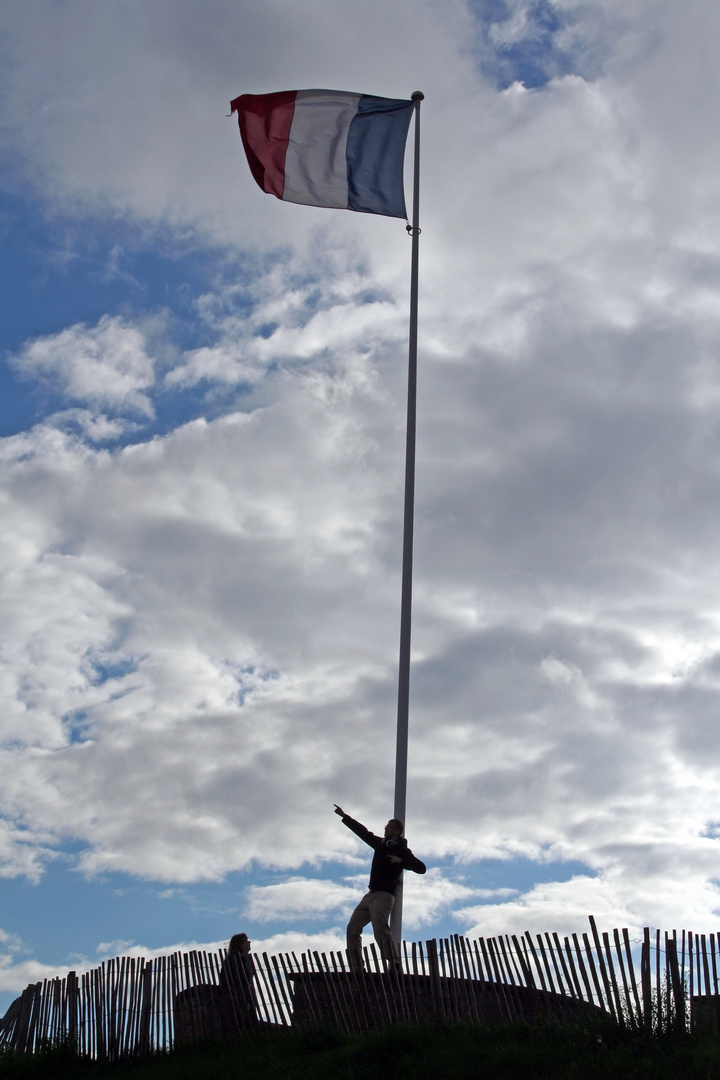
231, 91, 296, 199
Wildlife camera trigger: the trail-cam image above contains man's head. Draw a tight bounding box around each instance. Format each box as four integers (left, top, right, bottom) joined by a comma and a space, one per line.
384, 819, 404, 840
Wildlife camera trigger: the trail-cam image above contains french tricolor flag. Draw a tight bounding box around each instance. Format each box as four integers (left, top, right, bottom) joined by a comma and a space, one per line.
230, 90, 414, 219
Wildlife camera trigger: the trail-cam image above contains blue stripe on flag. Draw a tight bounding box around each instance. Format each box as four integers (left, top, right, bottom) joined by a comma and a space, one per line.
346, 96, 413, 218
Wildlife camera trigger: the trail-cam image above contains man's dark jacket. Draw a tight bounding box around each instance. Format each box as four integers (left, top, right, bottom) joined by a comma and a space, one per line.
341, 814, 426, 895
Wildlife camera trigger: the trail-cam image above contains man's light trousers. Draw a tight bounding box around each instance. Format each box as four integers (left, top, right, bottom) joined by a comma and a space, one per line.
346, 890, 398, 969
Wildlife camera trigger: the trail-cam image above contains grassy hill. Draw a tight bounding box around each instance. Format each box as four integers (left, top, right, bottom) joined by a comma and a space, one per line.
2, 1020, 720, 1080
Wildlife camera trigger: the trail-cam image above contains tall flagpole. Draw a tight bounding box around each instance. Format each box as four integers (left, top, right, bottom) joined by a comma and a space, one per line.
391, 90, 423, 947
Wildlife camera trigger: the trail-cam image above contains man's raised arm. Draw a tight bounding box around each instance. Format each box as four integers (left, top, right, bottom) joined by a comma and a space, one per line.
333, 805, 377, 848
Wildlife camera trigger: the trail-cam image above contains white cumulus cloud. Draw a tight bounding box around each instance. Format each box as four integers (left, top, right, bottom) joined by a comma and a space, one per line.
11, 316, 156, 416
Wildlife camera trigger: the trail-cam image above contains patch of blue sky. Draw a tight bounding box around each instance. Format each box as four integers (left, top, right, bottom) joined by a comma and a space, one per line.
468, 0, 611, 90
446, 854, 595, 896
146, 378, 256, 443
425, 855, 597, 941
0, 189, 274, 441
61, 711, 91, 745
255, 322, 280, 340
230, 665, 280, 707
87, 656, 140, 686
0, 191, 254, 357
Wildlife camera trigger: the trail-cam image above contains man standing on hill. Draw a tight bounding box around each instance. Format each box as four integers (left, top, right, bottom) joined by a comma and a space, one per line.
334, 804, 426, 972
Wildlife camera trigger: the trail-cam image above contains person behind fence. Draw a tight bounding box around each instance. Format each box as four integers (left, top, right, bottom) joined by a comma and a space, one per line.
334, 804, 426, 972
219, 932, 258, 1027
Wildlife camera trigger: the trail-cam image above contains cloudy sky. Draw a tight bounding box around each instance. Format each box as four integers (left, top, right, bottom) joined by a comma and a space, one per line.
2, 0, 720, 1010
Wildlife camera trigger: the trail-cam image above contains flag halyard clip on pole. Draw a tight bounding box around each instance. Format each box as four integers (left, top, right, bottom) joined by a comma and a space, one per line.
390, 90, 423, 951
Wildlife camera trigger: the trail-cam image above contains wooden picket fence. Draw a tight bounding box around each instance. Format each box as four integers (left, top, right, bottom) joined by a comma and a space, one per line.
1, 917, 719, 1059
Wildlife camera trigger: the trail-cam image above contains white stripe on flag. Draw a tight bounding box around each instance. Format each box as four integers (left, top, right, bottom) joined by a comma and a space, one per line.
282, 90, 361, 209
